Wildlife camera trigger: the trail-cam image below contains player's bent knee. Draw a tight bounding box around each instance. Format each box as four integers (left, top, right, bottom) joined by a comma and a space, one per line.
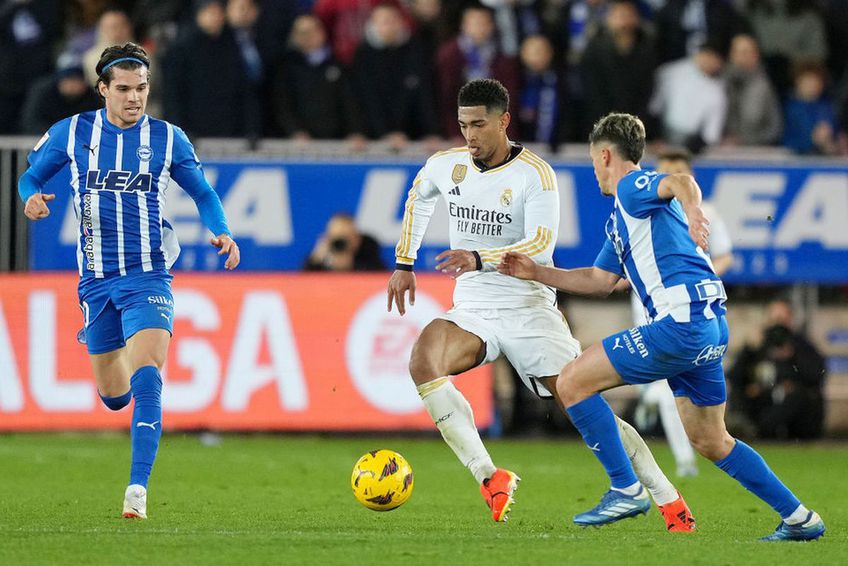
408, 350, 440, 386
689, 430, 734, 461
408, 323, 452, 385
556, 378, 573, 406
556, 367, 584, 407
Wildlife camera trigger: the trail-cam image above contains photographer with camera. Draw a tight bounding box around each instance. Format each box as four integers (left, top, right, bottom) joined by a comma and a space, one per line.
727, 299, 826, 440
304, 213, 386, 272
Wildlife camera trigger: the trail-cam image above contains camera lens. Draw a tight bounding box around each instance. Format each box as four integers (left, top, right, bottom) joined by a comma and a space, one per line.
330, 237, 348, 252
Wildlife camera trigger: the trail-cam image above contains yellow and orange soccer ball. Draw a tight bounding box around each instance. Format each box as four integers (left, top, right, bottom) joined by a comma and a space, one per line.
351, 449, 414, 511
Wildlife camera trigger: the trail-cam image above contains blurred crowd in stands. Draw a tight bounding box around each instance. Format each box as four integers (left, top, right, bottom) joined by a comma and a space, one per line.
4, 0, 848, 155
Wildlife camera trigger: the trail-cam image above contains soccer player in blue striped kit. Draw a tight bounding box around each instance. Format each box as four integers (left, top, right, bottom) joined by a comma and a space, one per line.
499, 113, 825, 541
18, 43, 240, 519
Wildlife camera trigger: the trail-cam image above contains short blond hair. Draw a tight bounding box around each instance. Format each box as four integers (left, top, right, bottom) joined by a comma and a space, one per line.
589, 113, 646, 163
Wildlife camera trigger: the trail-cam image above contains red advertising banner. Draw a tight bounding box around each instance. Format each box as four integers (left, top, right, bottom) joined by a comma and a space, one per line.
0, 274, 492, 430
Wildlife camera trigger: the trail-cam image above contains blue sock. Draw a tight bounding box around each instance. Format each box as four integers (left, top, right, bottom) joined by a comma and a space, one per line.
129, 366, 163, 488
715, 439, 801, 519
566, 394, 638, 489
99, 389, 132, 411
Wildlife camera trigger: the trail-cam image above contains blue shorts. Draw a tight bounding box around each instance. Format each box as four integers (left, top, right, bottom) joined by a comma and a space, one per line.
602, 316, 729, 406
78, 271, 174, 355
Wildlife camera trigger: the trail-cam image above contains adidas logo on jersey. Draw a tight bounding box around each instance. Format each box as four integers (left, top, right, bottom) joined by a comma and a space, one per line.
448, 186, 461, 196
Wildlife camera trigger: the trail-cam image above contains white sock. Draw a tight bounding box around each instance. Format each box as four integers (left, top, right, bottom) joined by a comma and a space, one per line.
418, 377, 496, 484
654, 383, 697, 472
611, 481, 642, 496
616, 417, 679, 506
784, 504, 811, 525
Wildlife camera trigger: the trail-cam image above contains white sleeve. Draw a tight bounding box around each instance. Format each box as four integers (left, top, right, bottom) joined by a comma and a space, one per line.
702, 85, 727, 145
649, 65, 669, 116
477, 161, 558, 270
394, 162, 441, 268
703, 202, 732, 256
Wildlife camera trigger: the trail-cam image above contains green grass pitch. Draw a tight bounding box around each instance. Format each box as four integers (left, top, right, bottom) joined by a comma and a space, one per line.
0, 434, 845, 564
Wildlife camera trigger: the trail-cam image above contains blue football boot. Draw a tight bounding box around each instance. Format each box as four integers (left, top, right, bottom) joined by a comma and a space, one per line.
760, 511, 825, 542
574, 485, 651, 527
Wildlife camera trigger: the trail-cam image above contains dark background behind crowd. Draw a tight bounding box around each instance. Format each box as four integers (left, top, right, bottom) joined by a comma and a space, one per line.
3, 0, 848, 155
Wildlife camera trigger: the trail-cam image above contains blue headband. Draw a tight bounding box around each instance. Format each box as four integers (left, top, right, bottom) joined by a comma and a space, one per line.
101, 57, 147, 73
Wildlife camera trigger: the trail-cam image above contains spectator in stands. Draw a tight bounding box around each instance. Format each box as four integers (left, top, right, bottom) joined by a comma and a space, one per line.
251, 0, 303, 68
727, 299, 826, 440
580, 0, 655, 137
273, 14, 364, 143
163, 0, 259, 138
227, 0, 264, 83
408, 0, 451, 68
723, 33, 782, 146
782, 62, 837, 155
130, 0, 194, 59
65, 0, 111, 56
351, 4, 438, 148
227, 0, 266, 136
314, 0, 411, 67
20, 53, 100, 135
480, 0, 544, 57
836, 66, 848, 154
650, 41, 727, 153
82, 9, 135, 87
0, 0, 62, 133
304, 213, 386, 271
821, 0, 848, 86
654, 0, 748, 64
435, 4, 519, 140
555, 0, 609, 65
744, 0, 828, 94
517, 35, 567, 148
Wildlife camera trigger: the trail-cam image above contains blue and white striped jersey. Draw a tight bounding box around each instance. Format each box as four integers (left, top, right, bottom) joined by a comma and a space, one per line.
24, 109, 229, 279
594, 169, 727, 324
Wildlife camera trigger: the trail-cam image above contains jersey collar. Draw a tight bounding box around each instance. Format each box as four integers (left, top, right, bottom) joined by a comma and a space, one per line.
99, 108, 148, 134
470, 142, 524, 173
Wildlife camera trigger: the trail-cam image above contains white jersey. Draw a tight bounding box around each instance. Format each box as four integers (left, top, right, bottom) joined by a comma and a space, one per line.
395, 144, 559, 309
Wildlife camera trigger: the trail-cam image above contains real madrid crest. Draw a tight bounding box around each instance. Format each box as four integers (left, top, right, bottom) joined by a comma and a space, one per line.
500, 188, 513, 207
451, 164, 467, 184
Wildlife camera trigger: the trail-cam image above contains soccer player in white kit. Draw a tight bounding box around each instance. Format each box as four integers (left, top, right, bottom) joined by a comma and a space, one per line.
387, 79, 694, 530
626, 148, 734, 477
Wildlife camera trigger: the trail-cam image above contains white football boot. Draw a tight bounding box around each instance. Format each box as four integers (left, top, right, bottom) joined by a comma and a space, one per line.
122, 484, 148, 519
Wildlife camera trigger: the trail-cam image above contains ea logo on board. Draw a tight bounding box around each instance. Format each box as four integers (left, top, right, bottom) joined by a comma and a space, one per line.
136, 145, 153, 162
346, 291, 443, 414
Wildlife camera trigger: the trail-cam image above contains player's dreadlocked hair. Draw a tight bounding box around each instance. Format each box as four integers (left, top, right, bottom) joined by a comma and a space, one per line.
458, 79, 509, 114
589, 113, 646, 164
95, 42, 150, 90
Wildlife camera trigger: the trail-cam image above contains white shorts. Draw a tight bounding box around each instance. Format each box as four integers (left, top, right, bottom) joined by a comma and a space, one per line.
438, 305, 581, 399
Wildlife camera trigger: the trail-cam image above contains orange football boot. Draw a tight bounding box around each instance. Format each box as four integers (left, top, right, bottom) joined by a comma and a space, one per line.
658, 492, 696, 532
480, 469, 520, 522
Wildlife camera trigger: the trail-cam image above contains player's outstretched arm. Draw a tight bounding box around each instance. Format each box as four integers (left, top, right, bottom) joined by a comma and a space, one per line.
387, 269, 416, 316
211, 234, 240, 270
169, 126, 240, 270
498, 252, 620, 298
658, 174, 710, 251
